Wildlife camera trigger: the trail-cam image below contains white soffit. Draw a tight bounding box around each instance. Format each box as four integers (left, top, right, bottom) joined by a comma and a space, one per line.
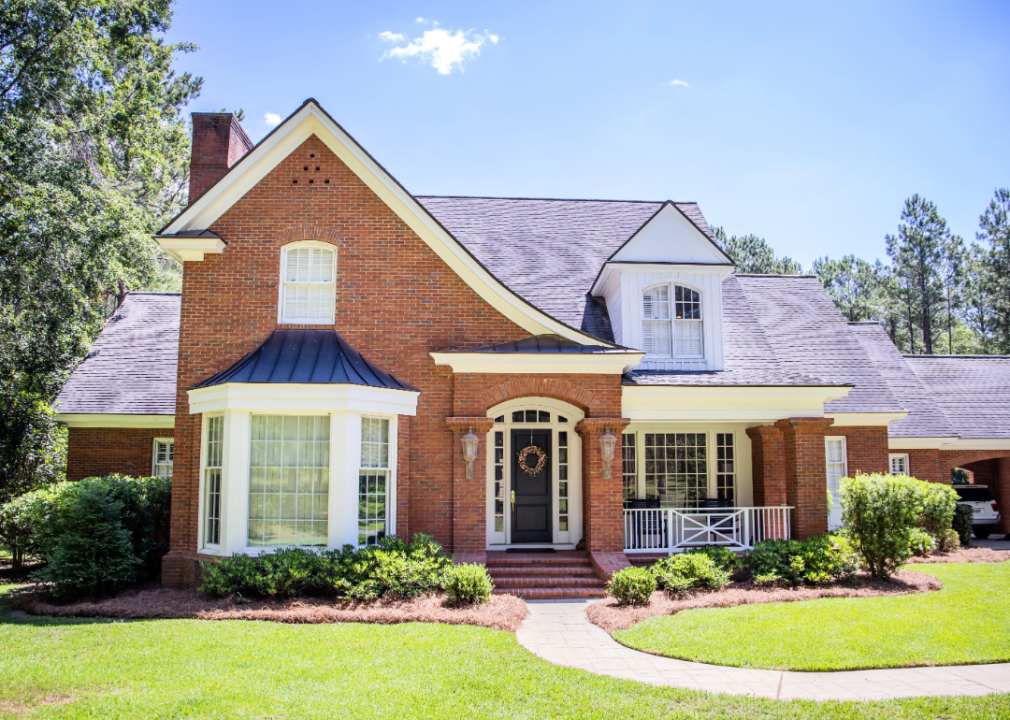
160, 101, 604, 346
155, 236, 225, 263
187, 383, 420, 416
429, 351, 645, 375
55, 414, 176, 429
887, 437, 960, 450
610, 203, 734, 265
825, 412, 909, 427
622, 384, 852, 422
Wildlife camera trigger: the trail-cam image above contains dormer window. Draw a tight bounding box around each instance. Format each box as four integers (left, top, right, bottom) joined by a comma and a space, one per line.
280, 243, 336, 324
642, 284, 703, 359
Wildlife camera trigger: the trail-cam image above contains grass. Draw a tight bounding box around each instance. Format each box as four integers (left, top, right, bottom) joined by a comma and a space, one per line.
0, 583, 1007, 718
615, 562, 1010, 671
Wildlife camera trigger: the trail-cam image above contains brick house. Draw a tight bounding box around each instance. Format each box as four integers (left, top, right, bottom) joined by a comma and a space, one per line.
55, 100, 1010, 595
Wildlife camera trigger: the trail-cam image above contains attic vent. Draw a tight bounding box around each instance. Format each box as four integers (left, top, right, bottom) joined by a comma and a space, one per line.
324, 179, 329, 184
315, 167, 320, 171
309, 179, 314, 184
310, 153, 315, 157
292, 179, 298, 184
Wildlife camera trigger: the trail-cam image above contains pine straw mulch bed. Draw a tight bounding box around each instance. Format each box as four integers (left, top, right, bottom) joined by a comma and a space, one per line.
588, 569, 941, 632
906, 546, 1010, 564
14, 587, 528, 632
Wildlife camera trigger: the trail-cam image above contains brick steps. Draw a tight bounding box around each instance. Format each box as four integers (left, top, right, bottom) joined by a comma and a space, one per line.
486, 551, 608, 599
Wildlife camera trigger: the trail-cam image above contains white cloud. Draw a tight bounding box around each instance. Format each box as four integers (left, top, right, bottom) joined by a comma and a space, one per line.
669, 79, 690, 87
264, 112, 282, 127
380, 27, 498, 74
415, 16, 425, 23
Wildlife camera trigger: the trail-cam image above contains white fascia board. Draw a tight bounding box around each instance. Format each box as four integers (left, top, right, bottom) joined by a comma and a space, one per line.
187, 383, 419, 416
155, 237, 226, 263
55, 414, 176, 428
622, 384, 852, 422
590, 262, 734, 297
162, 102, 603, 346
429, 351, 645, 375
887, 437, 960, 450
825, 412, 909, 427
937, 438, 1010, 452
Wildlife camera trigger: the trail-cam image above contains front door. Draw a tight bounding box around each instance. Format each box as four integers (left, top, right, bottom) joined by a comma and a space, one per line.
511, 428, 552, 543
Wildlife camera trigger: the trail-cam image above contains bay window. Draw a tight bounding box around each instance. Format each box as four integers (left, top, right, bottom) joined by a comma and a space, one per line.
359, 417, 390, 546
203, 416, 223, 547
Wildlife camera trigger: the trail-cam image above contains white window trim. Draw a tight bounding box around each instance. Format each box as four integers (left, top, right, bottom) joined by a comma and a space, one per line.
889, 453, 910, 476
642, 282, 705, 361
624, 429, 736, 508
151, 437, 174, 478
358, 416, 394, 547
277, 240, 337, 324
825, 436, 847, 530
198, 414, 225, 552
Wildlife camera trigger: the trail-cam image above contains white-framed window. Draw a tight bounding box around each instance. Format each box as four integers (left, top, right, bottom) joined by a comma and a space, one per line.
152, 438, 174, 479
204, 416, 224, 547
644, 432, 709, 508
889, 453, 910, 476
359, 417, 390, 546
642, 284, 703, 359
622, 433, 637, 506
248, 415, 330, 547
279, 242, 336, 323
825, 436, 847, 528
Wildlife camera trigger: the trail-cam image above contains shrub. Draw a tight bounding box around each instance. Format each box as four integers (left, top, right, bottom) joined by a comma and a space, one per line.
443, 563, 494, 604
938, 528, 962, 553
907, 528, 936, 557
652, 553, 731, 595
742, 534, 857, 586
952, 504, 973, 547
840, 473, 922, 579
0, 482, 71, 566
684, 545, 740, 572
919, 482, 958, 538
608, 566, 656, 606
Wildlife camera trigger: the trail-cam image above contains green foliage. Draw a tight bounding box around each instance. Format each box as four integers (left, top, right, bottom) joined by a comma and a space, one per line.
443, 563, 494, 604
938, 528, 961, 553
742, 535, 858, 586
684, 545, 740, 571
812, 254, 893, 323
0, 0, 201, 502
607, 566, 656, 606
0, 480, 71, 565
652, 553, 731, 596
977, 188, 1010, 353
951, 504, 973, 547
840, 473, 923, 579
906, 528, 936, 557
199, 534, 453, 600
712, 227, 802, 274
917, 482, 957, 538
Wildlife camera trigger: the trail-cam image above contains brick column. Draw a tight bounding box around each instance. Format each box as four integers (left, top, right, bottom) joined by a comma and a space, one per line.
446, 417, 494, 563
575, 418, 629, 555
775, 418, 834, 540
998, 458, 1010, 536
746, 426, 786, 506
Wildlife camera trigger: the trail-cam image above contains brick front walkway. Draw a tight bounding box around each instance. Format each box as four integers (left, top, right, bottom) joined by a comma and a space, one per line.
515, 601, 1010, 701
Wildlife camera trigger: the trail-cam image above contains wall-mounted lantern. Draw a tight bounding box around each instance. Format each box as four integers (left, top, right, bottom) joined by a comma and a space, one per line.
600, 430, 617, 479
461, 428, 479, 479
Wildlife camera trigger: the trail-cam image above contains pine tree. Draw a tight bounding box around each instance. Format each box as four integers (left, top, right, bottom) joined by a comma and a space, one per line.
977, 188, 1010, 353
963, 243, 998, 353
939, 234, 966, 354
712, 228, 803, 274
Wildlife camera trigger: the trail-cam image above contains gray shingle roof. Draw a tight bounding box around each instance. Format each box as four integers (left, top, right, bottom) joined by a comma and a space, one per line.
905, 356, 1010, 440
467, 334, 633, 354
848, 323, 956, 438
55, 293, 179, 416
419, 197, 713, 342
192, 329, 417, 391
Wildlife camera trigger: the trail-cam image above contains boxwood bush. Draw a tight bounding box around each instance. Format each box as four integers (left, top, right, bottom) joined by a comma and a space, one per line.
918, 482, 958, 539
0, 481, 71, 567
840, 473, 922, 579
652, 553, 731, 596
684, 545, 740, 572
952, 504, 973, 547
443, 563, 494, 604
742, 534, 857, 586
607, 566, 656, 606
907, 528, 936, 557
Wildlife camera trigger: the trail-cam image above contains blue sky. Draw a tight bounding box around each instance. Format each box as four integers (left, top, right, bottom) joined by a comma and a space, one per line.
166, 0, 1010, 269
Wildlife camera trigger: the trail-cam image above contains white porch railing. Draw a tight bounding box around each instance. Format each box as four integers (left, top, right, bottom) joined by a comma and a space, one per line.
623, 506, 793, 554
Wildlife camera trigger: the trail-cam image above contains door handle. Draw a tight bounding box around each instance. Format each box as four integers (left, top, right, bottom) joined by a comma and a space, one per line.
511, 490, 515, 511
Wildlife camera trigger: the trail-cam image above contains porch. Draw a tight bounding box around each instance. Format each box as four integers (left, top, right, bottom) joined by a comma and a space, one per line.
623, 505, 792, 554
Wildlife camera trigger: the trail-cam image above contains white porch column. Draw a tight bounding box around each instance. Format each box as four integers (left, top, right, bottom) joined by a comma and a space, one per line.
221, 409, 250, 556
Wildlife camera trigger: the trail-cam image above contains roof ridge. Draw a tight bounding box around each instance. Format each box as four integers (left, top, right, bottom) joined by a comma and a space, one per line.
904, 354, 1010, 360
415, 195, 688, 205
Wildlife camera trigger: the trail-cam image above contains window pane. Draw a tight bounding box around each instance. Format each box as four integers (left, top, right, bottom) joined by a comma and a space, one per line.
204, 417, 224, 546
622, 433, 637, 505
644, 433, 707, 508
675, 320, 704, 357
282, 246, 334, 322
360, 417, 390, 469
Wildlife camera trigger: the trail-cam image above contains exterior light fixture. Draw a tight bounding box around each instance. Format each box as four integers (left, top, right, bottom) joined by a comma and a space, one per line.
600, 429, 617, 479
461, 428, 479, 479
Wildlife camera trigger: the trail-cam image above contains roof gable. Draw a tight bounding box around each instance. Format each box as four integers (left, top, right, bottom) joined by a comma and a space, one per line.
609, 202, 734, 265
159, 100, 609, 346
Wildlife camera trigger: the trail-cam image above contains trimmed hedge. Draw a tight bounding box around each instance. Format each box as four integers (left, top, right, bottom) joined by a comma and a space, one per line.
907, 528, 936, 557
444, 563, 494, 604
742, 534, 858, 586
652, 553, 731, 596
952, 504, 973, 547
608, 566, 656, 606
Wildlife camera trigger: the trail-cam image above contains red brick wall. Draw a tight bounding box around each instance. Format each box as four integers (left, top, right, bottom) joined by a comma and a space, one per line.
66, 427, 173, 481
776, 418, 833, 540
825, 426, 889, 476
746, 425, 786, 506
900, 449, 946, 484
188, 114, 253, 204
167, 133, 626, 582
998, 458, 1010, 534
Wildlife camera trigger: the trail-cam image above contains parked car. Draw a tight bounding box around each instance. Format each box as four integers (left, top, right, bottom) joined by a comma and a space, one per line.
954, 485, 1002, 539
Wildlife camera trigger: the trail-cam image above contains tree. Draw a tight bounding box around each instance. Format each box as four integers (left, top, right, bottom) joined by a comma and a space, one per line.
938, 234, 967, 354
812, 255, 882, 321
977, 188, 1010, 353
0, 0, 200, 502
712, 228, 803, 274
885, 195, 950, 355
964, 243, 998, 353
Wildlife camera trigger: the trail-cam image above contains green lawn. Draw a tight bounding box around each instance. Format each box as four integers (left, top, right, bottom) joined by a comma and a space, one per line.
615, 562, 1010, 671
0, 584, 1007, 718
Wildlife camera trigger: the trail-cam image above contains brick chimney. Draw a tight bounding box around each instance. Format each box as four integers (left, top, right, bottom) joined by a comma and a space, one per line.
188, 113, 255, 205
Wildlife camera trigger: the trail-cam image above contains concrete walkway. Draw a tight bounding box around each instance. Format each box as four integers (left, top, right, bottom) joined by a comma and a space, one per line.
515, 600, 1010, 701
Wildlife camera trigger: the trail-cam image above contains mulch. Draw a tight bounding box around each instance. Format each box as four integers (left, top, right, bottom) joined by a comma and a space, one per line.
906, 546, 1010, 564
588, 569, 942, 632
15, 588, 528, 632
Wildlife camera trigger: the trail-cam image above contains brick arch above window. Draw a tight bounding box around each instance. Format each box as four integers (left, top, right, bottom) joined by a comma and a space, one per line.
941, 449, 1010, 470
479, 378, 597, 416
277, 226, 343, 246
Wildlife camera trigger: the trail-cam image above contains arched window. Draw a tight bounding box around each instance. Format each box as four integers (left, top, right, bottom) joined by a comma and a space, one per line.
279, 242, 336, 323
643, 284, 703, 359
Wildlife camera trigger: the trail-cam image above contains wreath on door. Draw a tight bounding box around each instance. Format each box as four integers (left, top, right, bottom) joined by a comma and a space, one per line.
517, 445, 548, 476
